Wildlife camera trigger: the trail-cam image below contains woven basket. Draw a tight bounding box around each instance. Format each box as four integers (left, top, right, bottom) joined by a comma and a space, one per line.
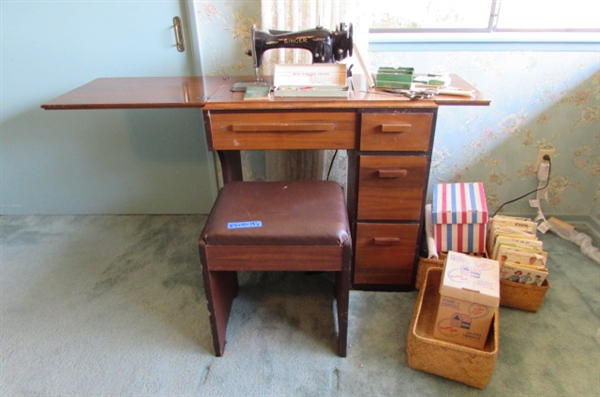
500, 278, 550, 312
415, 254, 446, 290
406, 267, 499, 389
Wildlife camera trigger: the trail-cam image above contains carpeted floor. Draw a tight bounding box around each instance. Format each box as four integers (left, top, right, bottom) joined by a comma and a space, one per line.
1, 215, 599, 396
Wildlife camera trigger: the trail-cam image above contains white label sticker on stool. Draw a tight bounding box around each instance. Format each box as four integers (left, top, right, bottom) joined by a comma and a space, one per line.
227, 221, 263, 229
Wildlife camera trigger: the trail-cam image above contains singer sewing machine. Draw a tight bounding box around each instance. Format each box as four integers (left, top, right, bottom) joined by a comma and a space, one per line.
245, 23, 353, 82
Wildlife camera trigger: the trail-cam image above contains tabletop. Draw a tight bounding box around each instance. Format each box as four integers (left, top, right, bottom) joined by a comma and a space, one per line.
41, 76, 222, 110
41, 75, 490, 111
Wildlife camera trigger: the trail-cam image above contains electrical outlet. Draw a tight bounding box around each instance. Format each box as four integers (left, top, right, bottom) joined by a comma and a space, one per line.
535, 148, 555, 172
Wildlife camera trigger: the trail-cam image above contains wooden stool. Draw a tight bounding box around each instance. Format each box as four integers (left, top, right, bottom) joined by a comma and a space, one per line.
199, 180, 352, 357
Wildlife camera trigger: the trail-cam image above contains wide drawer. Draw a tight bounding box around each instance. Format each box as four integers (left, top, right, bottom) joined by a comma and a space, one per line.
360, 112, 433, 151
357, 155, 428, 220
207, 111, 356, 150
354, 223, 419, 285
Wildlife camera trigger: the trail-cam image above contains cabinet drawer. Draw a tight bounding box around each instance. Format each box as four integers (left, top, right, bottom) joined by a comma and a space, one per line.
360, 112, 433, 151
358, 155, 428, 220
354, 223, 419, 285
207, 111, 356, 150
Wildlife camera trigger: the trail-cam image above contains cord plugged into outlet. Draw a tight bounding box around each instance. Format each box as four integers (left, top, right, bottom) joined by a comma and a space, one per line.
535, 148, 555, 172
492, 153, 553, 218
537, 154, 551, 183
534, 154, 553, 232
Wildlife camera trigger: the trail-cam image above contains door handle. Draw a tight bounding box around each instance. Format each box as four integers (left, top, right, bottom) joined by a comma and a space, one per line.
173, 16, 185, 52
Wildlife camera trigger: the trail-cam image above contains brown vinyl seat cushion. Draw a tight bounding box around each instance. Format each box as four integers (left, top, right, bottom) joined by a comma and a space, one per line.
202, 181, 350, 246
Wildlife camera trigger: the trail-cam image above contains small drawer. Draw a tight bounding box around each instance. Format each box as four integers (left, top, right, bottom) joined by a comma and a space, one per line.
360, 112, 433, 151
207, 111, 356, 150
357, 155, 428, 220
354, 223, 419, 285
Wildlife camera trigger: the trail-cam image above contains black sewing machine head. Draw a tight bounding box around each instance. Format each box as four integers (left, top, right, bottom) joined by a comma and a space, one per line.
246, 23, 353, 81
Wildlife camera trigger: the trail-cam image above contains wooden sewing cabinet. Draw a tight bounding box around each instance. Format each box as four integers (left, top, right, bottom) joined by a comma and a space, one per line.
43, 75, 490, 291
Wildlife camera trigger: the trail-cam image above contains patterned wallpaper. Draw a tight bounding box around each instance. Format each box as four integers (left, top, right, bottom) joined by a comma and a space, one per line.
194, 2, 600, 221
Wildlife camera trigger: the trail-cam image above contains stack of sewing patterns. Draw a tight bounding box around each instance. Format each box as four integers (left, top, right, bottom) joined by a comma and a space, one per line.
487, 215, 549, 286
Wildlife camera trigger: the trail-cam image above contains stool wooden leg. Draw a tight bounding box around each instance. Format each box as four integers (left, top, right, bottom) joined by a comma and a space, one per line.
335, 240, 352, 357
205, 270, 238, 356
335, 270, 350, 357
199, 242, 238, 357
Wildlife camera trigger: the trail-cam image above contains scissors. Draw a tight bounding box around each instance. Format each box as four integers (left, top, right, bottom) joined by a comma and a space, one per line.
382, 88, 438, 100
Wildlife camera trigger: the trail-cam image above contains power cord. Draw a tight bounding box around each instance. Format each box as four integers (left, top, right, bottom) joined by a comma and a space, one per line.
326, 150, 339, 180
492, 155, 552, 217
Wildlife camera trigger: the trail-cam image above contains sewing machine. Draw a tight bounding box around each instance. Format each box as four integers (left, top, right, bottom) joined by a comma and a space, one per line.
246, 23, 353, 82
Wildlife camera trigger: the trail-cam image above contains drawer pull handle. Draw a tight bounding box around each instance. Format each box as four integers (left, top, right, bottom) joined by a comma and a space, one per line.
378, 168, 408, 178
381, 123, 412, 133
232, 123, 335, 132
373, 237, 401, 246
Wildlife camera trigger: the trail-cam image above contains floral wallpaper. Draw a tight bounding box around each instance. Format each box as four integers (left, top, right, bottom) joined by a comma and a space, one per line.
373, 51, 600, 221
193, 2, 600, 222
195, 0, 261, 76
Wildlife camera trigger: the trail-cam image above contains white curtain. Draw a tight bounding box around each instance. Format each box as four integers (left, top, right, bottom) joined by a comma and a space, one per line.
259, 0, 369, 183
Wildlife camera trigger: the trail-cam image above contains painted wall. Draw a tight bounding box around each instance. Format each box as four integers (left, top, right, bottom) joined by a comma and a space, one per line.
1, 0, 218, 214
193, 1, 600, 222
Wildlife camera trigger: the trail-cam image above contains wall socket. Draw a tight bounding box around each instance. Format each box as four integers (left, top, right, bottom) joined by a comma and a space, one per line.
535, 148, 555, 172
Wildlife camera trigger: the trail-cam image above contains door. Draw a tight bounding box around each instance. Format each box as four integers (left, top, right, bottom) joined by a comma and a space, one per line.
1, 0, 218, 214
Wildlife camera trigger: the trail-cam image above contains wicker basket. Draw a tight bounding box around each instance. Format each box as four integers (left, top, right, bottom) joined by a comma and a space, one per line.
406, 267, 499, 389
415, 254, 446, 290
500, 278, 550, 312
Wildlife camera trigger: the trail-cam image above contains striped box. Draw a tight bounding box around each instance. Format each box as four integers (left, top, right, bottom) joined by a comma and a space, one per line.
432, 182, 489, 254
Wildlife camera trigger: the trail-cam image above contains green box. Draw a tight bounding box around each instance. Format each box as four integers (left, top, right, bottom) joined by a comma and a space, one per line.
375, 66, 414, 89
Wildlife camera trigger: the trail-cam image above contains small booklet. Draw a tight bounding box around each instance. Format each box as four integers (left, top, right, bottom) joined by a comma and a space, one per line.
490, 215, 538, 234
501, 262, 548, 286
491, 235, 544, 260
244, 85, 271, 100
496, 245, 547, 268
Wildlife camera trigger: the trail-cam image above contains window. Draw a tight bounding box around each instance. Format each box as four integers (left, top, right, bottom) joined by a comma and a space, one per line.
368, 0, 600, 50
369, 0, 495, 31
496, 0, 600, 31
369, 0, 600, 32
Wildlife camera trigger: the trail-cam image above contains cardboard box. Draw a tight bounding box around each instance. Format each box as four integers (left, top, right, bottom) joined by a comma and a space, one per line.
432, 182, 489, 254
433, 251, 500, 349
273, 64, 349, 98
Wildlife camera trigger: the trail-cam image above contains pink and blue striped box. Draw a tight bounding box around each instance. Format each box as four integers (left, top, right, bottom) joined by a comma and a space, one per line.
432, 182, 489, 254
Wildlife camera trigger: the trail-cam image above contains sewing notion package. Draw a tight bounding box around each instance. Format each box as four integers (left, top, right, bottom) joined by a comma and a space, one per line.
432, 182, 489, 254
